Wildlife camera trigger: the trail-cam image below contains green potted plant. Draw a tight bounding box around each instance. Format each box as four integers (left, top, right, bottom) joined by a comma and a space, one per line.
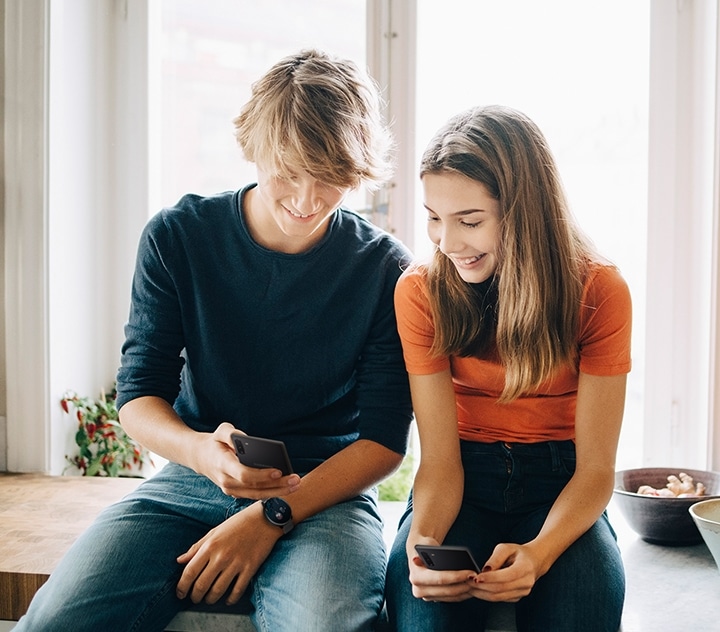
61, 385, 153, 477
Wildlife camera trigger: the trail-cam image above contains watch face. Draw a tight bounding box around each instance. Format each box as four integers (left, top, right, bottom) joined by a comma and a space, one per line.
264, 497, 291, 524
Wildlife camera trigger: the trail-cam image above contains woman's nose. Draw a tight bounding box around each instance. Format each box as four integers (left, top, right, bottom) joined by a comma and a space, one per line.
438, 226, 462, 254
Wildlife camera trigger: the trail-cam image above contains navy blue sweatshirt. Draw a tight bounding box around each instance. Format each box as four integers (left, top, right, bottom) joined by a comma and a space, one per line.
116, 185, 413, 474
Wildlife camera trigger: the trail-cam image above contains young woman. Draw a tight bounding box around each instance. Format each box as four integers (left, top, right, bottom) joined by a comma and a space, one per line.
385, 105, 631, 632
16, 49, 413, 632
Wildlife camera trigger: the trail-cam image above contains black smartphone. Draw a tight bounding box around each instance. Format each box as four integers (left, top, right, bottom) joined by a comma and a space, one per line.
414, 545, 481, 572
231, 432, 293, 476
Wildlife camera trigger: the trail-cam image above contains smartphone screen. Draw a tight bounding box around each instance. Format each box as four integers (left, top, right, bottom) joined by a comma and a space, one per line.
414, 545, 481, 572
231, 433, 293, 476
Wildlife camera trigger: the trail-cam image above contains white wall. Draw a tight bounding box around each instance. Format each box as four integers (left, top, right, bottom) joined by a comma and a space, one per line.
46, 0, 154, 473
4, 0, 151, 473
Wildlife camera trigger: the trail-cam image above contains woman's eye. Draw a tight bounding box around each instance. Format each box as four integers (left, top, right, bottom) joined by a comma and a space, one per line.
460, 220, 481, 228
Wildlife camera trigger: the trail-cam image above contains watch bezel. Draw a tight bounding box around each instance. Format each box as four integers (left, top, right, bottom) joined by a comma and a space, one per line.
262, 497, 294, 534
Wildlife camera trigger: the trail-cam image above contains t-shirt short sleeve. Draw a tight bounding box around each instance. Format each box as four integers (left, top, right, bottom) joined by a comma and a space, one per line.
394, 267, 449, 375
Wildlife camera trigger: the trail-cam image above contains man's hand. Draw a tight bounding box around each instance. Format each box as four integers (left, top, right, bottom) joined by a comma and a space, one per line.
118, 399, 301, 499
175, 501, 281, 605
193, 422, 301, 499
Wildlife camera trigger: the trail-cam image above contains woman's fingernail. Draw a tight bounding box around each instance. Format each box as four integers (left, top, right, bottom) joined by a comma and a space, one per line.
482, 565, 492, 572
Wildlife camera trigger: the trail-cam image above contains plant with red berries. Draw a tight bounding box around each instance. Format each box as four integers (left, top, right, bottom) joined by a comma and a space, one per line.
61, 386, 153, 477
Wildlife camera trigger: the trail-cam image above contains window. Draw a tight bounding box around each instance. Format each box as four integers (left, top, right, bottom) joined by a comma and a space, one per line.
158, 0, 367, 213
413, 0, 650, 469
4, 0, 718, 474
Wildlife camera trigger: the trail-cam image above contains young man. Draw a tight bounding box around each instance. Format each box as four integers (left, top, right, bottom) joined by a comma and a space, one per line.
16, 49, 412, 632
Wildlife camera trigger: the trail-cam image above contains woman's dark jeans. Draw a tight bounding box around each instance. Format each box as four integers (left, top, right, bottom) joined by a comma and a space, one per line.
385, 440, 624, 632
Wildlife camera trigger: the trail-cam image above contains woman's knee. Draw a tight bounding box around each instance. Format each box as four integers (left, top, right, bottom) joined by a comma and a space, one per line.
517, 519, 624, 631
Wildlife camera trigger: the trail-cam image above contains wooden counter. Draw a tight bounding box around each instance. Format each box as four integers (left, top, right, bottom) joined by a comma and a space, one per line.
0, 473, 143, 620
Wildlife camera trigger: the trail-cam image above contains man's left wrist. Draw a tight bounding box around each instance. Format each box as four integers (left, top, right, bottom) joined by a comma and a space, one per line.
261, 497, 294, 535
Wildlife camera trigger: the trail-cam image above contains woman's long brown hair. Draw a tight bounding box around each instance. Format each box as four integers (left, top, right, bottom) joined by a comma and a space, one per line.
422, 105, 596, 402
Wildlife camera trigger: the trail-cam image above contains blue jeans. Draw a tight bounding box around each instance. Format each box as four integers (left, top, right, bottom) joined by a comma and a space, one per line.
385, 440, 625, 632
15, 463, 386, 632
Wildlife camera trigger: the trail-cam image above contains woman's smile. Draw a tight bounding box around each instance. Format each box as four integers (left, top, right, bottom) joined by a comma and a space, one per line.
451, 253, 487, 267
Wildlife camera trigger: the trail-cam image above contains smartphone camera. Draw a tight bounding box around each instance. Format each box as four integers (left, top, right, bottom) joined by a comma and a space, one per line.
235, 442, 245, 454
420, 552, 435, 568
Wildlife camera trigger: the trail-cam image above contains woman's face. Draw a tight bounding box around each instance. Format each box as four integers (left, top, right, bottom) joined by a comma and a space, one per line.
423, 171, 501, 284
249, 165, 351, 253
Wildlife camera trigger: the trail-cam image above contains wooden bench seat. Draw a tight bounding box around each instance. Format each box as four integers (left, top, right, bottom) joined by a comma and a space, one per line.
0, 473, 515, 631
0, 474, 144, 621
3, 472, 719, 632
0, 473, 257, 630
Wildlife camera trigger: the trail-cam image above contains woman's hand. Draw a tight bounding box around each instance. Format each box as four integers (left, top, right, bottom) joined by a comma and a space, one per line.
191, 423, 301, 499
406, 538, 478, 603
176, 502, 279, 605
468, 542, 542, 602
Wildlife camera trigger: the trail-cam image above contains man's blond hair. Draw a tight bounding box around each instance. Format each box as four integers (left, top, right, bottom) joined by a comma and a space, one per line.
234, 49, 393, 191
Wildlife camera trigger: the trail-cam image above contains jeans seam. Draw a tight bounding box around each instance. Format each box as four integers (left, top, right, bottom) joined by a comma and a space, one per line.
251, 576, 269, 632
129, 577, 178, 632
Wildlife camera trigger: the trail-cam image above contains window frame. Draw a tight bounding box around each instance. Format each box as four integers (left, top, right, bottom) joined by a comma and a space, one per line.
643, 0, 719, 468
3, 0, 719, 472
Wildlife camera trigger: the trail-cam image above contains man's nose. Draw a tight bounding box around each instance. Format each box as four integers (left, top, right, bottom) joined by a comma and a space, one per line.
293, 181, 321, 214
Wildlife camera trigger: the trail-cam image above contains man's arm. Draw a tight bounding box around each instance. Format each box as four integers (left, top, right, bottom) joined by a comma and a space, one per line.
173, 437, 402, 605
119, 396, 300, 497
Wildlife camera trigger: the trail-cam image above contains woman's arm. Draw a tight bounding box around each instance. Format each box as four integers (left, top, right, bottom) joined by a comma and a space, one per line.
472, 371, 627, 602
404, 370, 478, 600
407, 370, 464, 547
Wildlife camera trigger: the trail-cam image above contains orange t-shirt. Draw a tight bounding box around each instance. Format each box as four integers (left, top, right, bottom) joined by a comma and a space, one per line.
394, 263, 632, 443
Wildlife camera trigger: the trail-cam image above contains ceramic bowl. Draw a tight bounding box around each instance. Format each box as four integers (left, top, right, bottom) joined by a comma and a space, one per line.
613, 468, 720, 545
689, 498, 720, 571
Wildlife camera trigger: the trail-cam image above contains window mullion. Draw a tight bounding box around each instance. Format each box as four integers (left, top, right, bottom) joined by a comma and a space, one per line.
367, 0, 417, 248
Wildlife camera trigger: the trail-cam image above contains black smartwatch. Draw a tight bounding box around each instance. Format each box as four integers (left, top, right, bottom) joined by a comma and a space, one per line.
262, 497, 294, 534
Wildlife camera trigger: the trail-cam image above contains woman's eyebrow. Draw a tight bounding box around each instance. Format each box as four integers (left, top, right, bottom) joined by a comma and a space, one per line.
424, 204, 488, 216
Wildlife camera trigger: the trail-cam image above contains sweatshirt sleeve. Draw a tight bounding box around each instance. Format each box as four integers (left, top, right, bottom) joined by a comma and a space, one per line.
116, 212, 186, 410
352, 246, 414, 456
